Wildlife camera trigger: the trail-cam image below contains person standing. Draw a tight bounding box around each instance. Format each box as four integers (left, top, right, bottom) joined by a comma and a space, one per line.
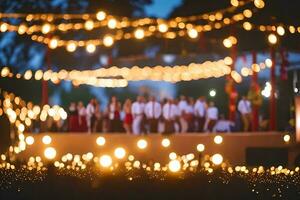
94, 101, 102, 132
162, 99, 178, 134
131, 96, 145, 135
205, 101, 218, 132
123, 99, 133, 134
86, 98, 96, 133
77, 101, 88, 132
238, 96, 252, 132
108, 96, 122, 133
185, 97, 195, 132
68, 102, 79, 132
194, 96, 207, 132
178, 95, 188, 133
144, 96, 161, 133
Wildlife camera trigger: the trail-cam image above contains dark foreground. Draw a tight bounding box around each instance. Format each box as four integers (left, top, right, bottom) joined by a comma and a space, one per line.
0, 165, 300, 200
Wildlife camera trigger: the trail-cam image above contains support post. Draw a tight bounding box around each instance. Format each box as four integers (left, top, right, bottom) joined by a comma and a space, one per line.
269, 47, 276, 130
251, 51, 259, 131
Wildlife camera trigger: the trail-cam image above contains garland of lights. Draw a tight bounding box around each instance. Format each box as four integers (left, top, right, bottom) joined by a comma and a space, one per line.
0, 6, 258, 51
0, 5, 258, 35
0, 0, 256, 24
0, 57, 236, 86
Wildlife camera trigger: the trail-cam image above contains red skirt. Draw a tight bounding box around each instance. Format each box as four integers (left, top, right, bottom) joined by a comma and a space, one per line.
78, 116, 88, 132
124, 113, 133, 125
68, 115, 79, 132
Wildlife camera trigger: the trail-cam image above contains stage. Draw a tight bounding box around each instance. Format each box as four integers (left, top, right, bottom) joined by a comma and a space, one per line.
19, 132, 297, 166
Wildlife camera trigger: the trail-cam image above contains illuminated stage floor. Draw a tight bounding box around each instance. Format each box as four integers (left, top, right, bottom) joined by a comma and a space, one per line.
19, 132, 294, 165
20, 132, 296, 166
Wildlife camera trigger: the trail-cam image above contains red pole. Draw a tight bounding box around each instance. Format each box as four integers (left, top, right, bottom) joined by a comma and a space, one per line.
269, 47, 276, 130
42, 42, 51, 105
228, 41, 237, 121
251, 51, 259, 131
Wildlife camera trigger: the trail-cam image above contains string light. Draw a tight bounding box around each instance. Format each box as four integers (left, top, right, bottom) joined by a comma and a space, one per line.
134, 28, 145, 39
187, 28, 198, 39
86, 43, 96, 53
96, 11, 106, 21
107, 18, 117, 29
103, 35, 114, 47
268, 33, 277, 45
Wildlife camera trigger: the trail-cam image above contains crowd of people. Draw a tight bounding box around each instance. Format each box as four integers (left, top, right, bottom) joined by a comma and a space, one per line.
66, 95, 253, 134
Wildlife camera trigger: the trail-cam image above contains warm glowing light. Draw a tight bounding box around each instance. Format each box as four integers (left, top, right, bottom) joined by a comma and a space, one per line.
283, 134, 291, 143
268, 33, 277, 45
25, 136, 34, 145
66, 42, 77, 52
42, 23, 51, 34
254, 0, 265, 9
86, 43, 96, 53
42, 135, 52, 145
99, 155, 112, 167
265, 58, 273, 68
169, 152, 177, 160
107, 18, 117, 29
103, 35, 114, 47
196, 144, 205, 152
224, 56, 233, 65
230, 0, 239, 7
243, 22, 252, 30
161, 138, 170, 147
158, 23, 168, 33
49, 38, 58, 49
84, 20, 94, 30
214, 135, 223, 144
44, 147, 56, 160
168, 160, 181, 172
209, 89, 216, 97
137, 139, 147, 149
223, 38, 232, 48
276, 26, 285, 36
96, 11, 106, 21
211, 153, 223, 165
114, 147, 126, 159
96, 136, 106, 146
134, 28, 145, 39
187, 28, 198, 39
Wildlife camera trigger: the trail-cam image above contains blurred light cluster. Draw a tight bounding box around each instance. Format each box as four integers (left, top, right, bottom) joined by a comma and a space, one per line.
0, 58, 233, 85
0, 0, 261, 51
240, 58, 272, 77
0, 91, 67, 155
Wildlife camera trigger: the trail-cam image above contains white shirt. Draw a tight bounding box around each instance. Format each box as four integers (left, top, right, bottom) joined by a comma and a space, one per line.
194, 100, 206, 117
131, 102, 145, 117
86, 103, 95, 117
78, 107, 86, 116
213, 120, 234, 132
178, 100, 188, 115
185, 104, 194, 114
238, 100, 251, 114
163, 103, 179, 120
207, 107, 218, 120
144, 101, 161, 119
